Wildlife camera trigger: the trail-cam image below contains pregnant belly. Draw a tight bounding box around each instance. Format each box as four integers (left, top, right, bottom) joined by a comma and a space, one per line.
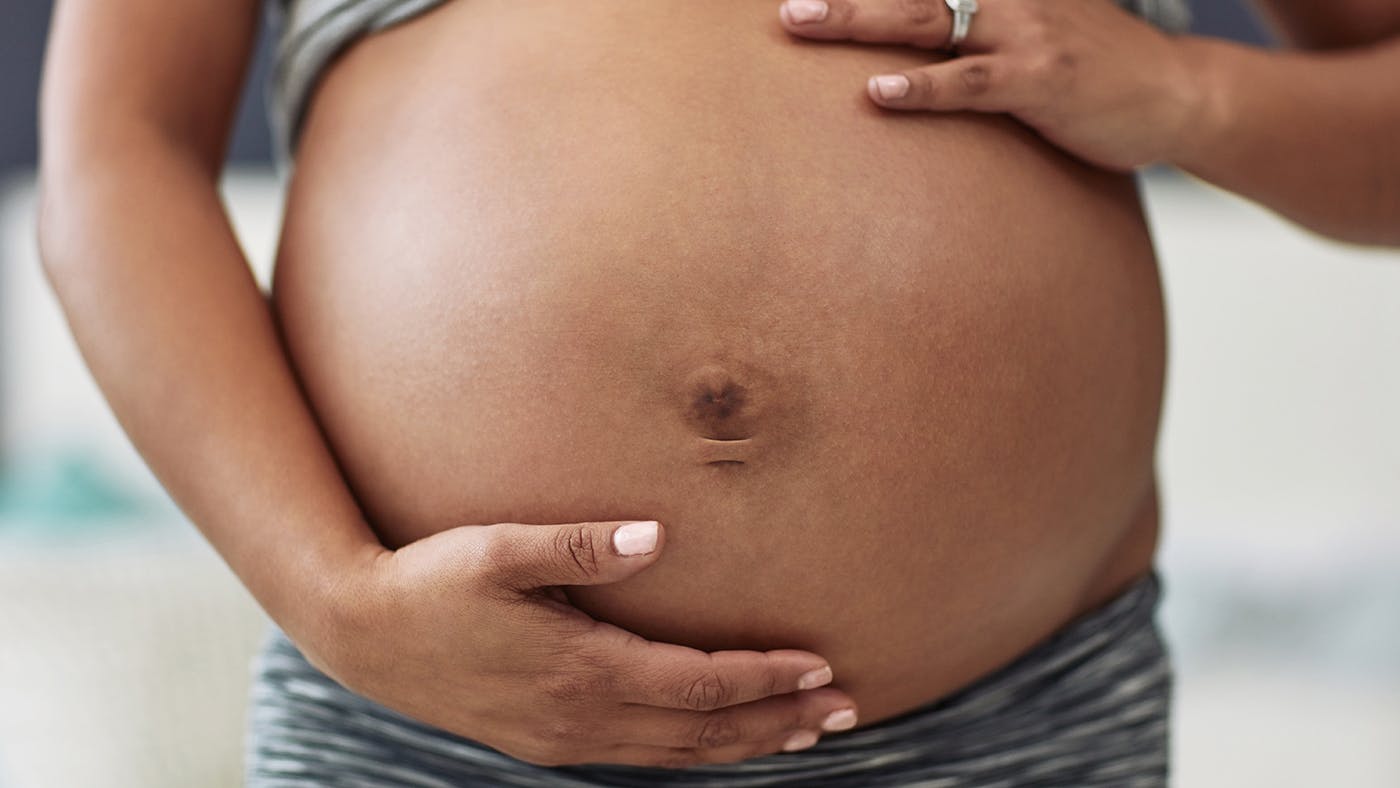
272, 0, 1167, 726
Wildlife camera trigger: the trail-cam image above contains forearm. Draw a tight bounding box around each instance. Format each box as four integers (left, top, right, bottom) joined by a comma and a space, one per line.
37, 132, 382, 641
1172, 34, 1400, 245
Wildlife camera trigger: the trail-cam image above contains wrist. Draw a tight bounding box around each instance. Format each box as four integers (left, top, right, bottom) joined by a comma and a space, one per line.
266, 526, 391, 674
306, 539, 395, 685
1164, 35, 1237, 175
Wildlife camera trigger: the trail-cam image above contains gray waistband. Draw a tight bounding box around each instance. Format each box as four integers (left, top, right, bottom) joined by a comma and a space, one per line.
244, 571, 1171, 786
261, 0, 1193, 179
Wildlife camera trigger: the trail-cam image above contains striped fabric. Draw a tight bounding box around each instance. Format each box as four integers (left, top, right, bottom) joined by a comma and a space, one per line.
260, 0, 1194, 178
244, 571, 1172, 786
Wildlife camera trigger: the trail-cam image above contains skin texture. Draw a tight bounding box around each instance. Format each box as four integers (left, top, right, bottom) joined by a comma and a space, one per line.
37, 0, 861, 769
37, 0, 1395, 772
274, 0, 1166, 733
781, 0, 1204, 171
778, 0, 1400, 244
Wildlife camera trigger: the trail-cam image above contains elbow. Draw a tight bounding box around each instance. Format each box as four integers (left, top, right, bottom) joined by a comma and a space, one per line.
34, 174, 68, 284
34, 160, 99, 288
33, 175, 81, 295
33, 120, 181, 285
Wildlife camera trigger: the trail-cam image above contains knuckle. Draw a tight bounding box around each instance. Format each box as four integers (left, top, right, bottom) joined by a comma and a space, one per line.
555, 526, 602, 578
906, 69, 936, 101
793, 705, 817, 731
1049, 48, 1078, 90
960, 62, 993, 95
542, 670, 600, 705
1026, 48, 1074, 92
477, 524, 523, 582
827, 0, 857, 25
1024, 52, 1052, 82
680, 670, 730, 711
574, 648, 620, 697
694, 712, 743, 748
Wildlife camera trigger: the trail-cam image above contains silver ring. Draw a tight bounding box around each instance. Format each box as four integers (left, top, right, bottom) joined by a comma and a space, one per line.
944, 0, 979, 52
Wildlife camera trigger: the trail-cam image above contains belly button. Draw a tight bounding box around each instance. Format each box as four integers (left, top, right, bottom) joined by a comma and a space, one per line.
681, 364, 763, 442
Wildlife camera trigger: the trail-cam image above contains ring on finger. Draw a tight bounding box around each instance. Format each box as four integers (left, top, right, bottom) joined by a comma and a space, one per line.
943, 0, 979, 53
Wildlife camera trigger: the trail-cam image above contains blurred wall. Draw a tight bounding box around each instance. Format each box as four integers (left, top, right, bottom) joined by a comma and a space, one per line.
2, 1, 1272, 178
2, 0, 272, 175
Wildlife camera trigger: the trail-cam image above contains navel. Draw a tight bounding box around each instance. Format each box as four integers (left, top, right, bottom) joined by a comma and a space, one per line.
681, 363, 763, 442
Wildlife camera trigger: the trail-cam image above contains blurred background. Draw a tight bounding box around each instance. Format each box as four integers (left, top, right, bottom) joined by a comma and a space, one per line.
1, 2, 1397, 786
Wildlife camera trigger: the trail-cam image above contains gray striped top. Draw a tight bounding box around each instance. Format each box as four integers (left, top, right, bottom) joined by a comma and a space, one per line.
262, 0, 1193, 178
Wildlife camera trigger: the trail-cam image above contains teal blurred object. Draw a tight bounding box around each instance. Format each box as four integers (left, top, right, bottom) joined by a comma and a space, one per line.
0, 447, 160, 536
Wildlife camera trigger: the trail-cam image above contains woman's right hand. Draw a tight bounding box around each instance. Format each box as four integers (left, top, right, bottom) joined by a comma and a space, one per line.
302, 519, 860, 769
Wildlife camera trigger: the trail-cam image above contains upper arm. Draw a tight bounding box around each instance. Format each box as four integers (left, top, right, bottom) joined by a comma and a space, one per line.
38, 0, 264, 180
1249, 0, 1400, 49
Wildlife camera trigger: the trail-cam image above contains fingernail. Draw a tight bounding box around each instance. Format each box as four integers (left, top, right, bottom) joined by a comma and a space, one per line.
612, 521, 658, 556
870, 74, 910, 100
821, 708, 857, 732
796, 665, 832, 690
782, 730, 820, 752
782, 0, 829, 24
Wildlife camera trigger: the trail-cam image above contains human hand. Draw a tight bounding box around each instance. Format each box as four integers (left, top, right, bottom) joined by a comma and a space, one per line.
303, 519, 859, 768
776, 0, 1205, 171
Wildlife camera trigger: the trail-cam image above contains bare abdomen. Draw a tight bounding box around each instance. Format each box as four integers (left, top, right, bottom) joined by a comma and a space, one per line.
271, 0, 1166, 726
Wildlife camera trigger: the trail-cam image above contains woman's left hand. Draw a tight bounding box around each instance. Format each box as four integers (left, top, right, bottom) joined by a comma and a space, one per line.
776, 0, 1206, 172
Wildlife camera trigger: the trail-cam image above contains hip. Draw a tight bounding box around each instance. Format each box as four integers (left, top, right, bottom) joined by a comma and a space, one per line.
245, 570, 1172, 786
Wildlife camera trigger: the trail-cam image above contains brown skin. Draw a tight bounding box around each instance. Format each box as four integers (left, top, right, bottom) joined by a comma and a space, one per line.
778, 0, 1400, 245
35, 0, 1395, 773
275, 0, 1164, 738
36, 0, 858, 769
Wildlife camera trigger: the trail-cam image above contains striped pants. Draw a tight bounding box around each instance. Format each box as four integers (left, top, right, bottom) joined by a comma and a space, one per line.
245, 572, 1171, 787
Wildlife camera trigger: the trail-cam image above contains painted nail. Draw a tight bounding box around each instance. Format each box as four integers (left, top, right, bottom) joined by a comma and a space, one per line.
870, 74, 910, 100
783, 0, 829, 24
796, 665, 833, 690
612, 521, 659, 556
821, 708, 857, 731
782, 730, 820, 752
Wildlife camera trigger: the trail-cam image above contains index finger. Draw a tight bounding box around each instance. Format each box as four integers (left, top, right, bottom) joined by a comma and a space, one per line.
778, 0, 958, 50
612, 636, 837, 711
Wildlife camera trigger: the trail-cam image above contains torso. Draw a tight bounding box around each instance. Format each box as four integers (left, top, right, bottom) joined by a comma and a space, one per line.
272, 0, 1166, 727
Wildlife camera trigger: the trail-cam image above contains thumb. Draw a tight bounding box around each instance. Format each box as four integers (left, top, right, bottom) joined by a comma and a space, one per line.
485, 519, 665, 592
